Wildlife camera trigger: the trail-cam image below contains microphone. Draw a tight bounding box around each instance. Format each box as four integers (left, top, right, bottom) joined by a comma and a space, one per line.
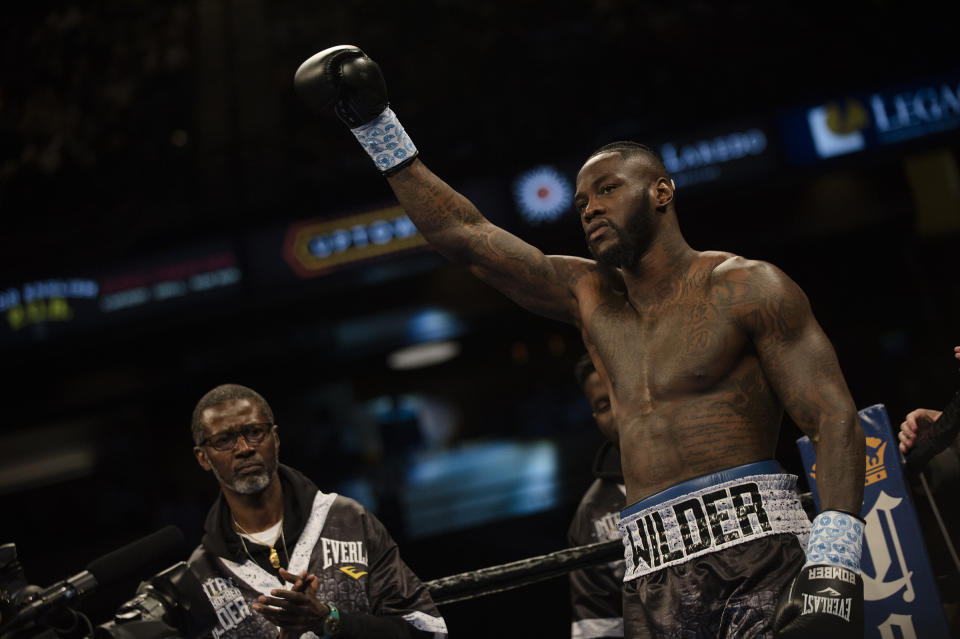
8, 525, 183, 629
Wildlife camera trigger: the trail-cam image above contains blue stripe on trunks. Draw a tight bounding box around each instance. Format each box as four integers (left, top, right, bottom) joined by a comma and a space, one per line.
621, 459, 784, 519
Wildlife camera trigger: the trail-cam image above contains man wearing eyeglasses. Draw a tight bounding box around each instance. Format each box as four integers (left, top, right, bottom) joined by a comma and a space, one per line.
186, 383, 447, 639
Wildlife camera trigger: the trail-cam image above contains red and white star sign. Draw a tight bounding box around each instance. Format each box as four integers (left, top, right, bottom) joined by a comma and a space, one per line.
512, 165, 573, 224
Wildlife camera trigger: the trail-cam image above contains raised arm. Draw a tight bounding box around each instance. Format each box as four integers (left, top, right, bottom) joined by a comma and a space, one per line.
722, 259, 864, 514
388, 160, 589, 321
295, 45, 585, 323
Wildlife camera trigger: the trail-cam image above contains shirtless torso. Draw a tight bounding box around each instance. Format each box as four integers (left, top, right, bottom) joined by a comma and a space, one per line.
579, 252, 781, 503
386, 153, 862, 510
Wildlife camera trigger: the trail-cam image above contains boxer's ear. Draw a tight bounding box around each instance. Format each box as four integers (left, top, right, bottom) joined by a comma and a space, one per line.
655, 177, 675, 210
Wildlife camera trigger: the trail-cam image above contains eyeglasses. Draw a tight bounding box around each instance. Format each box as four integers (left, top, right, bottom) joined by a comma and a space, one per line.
200, 422, 274, 451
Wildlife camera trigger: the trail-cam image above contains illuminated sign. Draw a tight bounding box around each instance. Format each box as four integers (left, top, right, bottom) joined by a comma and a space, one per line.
782, 76, 960, 163
512, 166, 573, 224
806, 100, 869, 158
1, 248, 244, 349
623, 118, 777, 189
283, 206, 427, 278
660, 128, 769, 188
1, 279, 98, 332
98, 252, 241, 313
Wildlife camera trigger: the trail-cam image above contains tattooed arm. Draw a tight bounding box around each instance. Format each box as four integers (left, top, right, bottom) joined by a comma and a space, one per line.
387, 159, 587, 323
720, 258, 864, 514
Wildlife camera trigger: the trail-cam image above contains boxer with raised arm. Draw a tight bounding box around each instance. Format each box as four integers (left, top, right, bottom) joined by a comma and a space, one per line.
294, 45, 866, 638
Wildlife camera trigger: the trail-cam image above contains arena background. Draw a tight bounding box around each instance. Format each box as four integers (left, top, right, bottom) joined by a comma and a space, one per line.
1, 2, 959, 636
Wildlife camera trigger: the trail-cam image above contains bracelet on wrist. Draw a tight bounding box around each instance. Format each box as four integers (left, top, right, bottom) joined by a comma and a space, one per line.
320, 603, 340, 638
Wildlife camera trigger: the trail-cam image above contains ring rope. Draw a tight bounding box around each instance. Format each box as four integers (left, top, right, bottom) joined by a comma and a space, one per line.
424, 491, 817, 605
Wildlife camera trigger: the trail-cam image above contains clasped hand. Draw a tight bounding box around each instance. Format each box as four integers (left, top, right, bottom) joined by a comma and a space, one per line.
253, 567, 330, 638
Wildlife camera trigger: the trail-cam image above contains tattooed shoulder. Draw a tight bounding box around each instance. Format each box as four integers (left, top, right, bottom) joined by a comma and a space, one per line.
710, 257, 811, 336
550, 255, 606, 289
710, 256, 777, 300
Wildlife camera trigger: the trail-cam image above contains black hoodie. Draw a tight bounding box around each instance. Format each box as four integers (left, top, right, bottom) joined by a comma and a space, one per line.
188, 465, 446, 639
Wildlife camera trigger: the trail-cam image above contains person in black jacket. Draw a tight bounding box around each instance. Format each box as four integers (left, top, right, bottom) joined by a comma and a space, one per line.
187, 383, 447, 639
568, 354, 626, 639
897, 346, 960, 475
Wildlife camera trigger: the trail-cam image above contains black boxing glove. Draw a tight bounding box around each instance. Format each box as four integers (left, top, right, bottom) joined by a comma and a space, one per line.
294, 44, 417, 174
773, 510, 865, 638
294, 45, 385, 126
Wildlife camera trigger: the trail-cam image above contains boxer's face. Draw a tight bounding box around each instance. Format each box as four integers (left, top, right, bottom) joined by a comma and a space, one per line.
194, 398, 279, 495
583, 370, 616, 441
576, 152, 657, 268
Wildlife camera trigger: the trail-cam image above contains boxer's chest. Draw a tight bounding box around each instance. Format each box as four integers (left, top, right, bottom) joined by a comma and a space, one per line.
585, 291, 748, 402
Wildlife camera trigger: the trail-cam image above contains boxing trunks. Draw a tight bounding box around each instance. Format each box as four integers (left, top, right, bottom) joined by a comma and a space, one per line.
616, 460, 810, 638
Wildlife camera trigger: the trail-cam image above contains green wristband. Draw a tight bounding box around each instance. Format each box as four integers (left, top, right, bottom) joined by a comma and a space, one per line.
321, 603, 340, 638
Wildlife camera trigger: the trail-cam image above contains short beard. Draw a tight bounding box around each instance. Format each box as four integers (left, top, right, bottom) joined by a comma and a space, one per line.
211, 449, 278, 495
222, 469, 271, 495
588, 191, 654, 268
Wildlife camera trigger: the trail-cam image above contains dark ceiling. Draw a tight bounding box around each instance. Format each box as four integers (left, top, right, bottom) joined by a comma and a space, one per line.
1, 0, 958, 449
2, 0, 957, 282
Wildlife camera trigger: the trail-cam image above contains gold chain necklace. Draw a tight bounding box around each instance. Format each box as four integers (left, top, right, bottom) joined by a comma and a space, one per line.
233, 517, 288, 569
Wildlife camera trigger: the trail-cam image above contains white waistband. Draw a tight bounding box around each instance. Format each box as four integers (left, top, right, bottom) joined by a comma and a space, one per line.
617, 473, 810, 580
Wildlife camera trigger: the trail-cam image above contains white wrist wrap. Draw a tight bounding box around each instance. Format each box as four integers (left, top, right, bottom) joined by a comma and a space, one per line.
350, 107, 417, 172
804, 510, 864, 571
